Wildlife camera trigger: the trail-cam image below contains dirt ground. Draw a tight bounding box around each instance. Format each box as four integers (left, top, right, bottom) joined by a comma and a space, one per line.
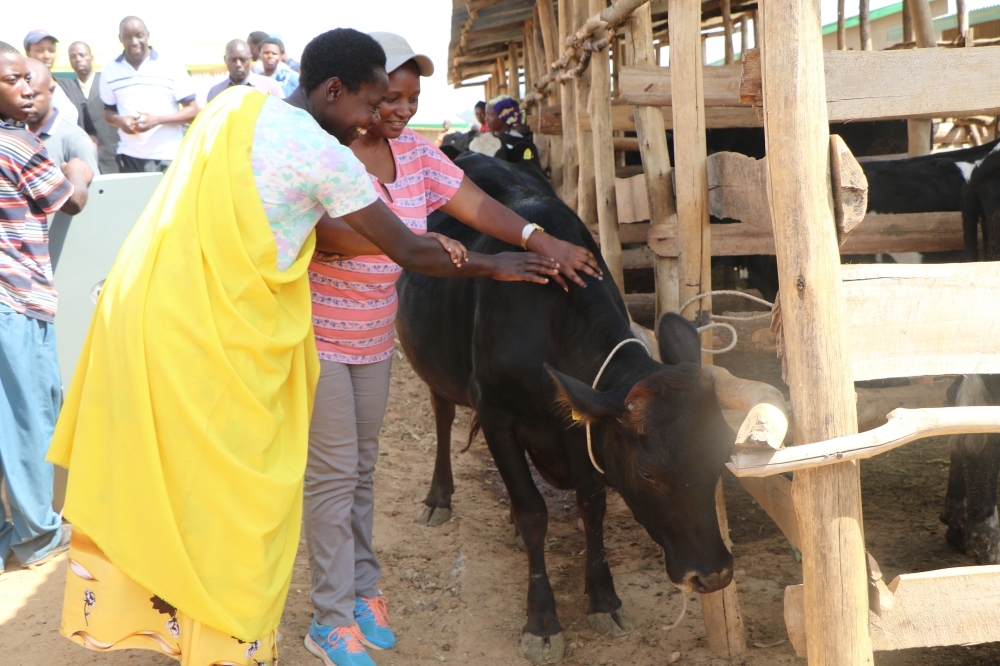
4, 326, 1000, 665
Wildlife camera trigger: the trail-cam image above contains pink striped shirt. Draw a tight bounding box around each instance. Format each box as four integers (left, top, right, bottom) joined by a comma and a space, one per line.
310, 129, 464, 364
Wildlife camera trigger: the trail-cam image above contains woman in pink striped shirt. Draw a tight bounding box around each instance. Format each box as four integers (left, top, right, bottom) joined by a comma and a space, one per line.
302, 34, 601, 666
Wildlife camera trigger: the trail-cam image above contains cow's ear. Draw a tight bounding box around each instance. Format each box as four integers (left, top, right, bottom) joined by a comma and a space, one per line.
657, 313, 702, 367
545, 364, 625, 425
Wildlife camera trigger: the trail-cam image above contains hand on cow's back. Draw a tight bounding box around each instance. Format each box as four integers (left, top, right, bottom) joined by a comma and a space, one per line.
488, 252, 561, 284
526, 232, 603, 291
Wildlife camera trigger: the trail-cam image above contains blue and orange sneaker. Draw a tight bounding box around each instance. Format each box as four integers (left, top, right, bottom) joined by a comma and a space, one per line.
304, 617, 375, 666
354, 595, 396, 650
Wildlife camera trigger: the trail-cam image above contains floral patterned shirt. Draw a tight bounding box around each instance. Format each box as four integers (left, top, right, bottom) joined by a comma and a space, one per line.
252, 96, 378, 271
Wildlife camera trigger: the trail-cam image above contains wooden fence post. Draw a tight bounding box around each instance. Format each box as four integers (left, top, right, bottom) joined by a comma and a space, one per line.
723, 0, 735, 65
668, 0, 713, 358
624, 1, 679, 321
508, 42, 520, 100
576, 0, 598, 229
589, 0, 624, 293
537, 0, 564, 198
908, 0, 937, 156
837, 0, 847, 50
958, 0, 970, 44
903, 0, 914, 42
558, 0, 580, 209
860, 0, 873, 51
741, 15, 750, 54
758, 1, 873, 664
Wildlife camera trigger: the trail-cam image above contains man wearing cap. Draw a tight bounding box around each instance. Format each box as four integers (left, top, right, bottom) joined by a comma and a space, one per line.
100, 16, 199, 173
61, 41, 119, 174
207, 39, 282, 103
23, 31, 80, 128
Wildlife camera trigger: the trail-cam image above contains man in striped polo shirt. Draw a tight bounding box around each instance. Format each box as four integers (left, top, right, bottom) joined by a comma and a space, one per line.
0, 42, 92, 574
100, 16, 199, 173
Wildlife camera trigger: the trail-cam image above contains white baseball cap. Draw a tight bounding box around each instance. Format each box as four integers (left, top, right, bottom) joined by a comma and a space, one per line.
369, 32, 434, 77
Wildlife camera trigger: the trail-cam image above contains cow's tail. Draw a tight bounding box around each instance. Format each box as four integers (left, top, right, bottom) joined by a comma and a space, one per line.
462, 414, 481, 453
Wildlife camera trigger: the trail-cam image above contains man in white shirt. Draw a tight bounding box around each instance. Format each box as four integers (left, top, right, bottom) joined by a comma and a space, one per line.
22, 31, 80, 128
206, 40, 283, 103
100, 16, 199, 173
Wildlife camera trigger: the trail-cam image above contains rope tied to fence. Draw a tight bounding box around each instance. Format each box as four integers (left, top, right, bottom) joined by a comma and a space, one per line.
676, 290, 776, 355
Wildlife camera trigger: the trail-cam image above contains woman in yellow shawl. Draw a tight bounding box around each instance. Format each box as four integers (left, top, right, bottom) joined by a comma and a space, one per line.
48, 29, 569, 666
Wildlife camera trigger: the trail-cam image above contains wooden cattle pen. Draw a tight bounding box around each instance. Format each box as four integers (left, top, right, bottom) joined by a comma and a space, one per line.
449, 0, 1000, 663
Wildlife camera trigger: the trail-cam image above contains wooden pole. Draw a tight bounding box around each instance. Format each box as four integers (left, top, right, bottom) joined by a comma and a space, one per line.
576, 0, 598, 229
523, 22, 536, 90
908, 0, 936, 156
758, 1, 873, 664
625, 0, 680, 320
723, 0, 735, 65
589, 0, 624, 294
508, 42, 520, 100
837, 0, 847, 50
958, 0, 970, 44
902, 0, 914, 43
537, 0, 563, 197
669, 0, 712, 356
496, 57, 508, 95
741, 16, 749, 55
558, 0, 579, 209
751, 9, 760, 49
859, 0, 873, 51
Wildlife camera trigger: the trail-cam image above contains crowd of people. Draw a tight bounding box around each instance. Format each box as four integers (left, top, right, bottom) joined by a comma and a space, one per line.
1, 17, 602, 666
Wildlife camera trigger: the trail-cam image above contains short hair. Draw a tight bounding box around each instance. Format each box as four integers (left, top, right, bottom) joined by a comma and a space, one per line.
69, 41, 92, 53
261, 38, 284, 54
0, 41, 18, 56
300, 28, 386, 94
248, 31, 270, 46
119, 16, 147, 32
475, 101, 486, 110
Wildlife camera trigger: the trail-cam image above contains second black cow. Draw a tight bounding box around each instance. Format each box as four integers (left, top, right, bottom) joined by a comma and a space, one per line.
396, 154, 735, 664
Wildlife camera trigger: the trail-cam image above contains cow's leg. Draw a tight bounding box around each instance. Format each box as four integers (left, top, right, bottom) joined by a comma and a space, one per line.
419, 391, 456, 527
479, 407, 564, 664
962, 433, 1000, 564
940, 442, 968, 553
577, 483, 634, 637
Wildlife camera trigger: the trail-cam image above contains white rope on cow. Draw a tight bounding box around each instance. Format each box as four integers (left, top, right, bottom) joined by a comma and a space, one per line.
676, 290, 775, 355
665, 592, 689, 631
586, 338, 650, 474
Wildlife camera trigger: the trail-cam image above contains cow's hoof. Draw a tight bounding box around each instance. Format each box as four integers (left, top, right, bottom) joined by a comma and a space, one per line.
519, 632, 565, 664
418, 505, 452, 527
966, 509, 1000, 564
588, 608, 635, 637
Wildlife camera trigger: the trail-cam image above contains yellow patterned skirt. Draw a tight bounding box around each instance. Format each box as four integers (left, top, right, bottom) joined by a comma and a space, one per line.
61, 531, 279, 665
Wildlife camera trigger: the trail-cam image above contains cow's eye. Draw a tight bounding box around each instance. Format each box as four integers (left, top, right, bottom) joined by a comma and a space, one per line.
638, 466, 654, 482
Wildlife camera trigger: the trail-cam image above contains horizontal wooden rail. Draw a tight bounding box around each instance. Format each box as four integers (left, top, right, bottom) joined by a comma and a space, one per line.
786, 563, 1000, 653
728, 406, 1000, 478
647, 211, 968, 257
621, 47, 1000, 122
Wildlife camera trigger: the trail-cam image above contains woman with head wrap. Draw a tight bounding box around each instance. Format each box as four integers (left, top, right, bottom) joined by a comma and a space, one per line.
468, 95, 541, 168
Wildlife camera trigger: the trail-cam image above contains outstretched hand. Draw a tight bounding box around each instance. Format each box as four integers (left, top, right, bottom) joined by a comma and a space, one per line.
490, 252, 561, 284
529, 234, 603, 291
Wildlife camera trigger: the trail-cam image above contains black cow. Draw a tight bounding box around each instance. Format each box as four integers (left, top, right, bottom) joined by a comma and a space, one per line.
940, 146, 1000, 565
395, 153, 735, 664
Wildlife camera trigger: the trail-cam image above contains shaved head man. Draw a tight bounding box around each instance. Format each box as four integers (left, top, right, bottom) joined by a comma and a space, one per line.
100, 16, 199, 172
206, 39, 283, 103
60, 41, 119, 173
24, 59, 98, 174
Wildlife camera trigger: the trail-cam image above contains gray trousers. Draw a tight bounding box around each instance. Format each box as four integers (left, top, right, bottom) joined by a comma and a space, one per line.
305, 357, 392, 627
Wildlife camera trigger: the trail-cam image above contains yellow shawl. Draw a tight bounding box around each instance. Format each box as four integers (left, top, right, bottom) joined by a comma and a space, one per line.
48, 88, 320, 641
